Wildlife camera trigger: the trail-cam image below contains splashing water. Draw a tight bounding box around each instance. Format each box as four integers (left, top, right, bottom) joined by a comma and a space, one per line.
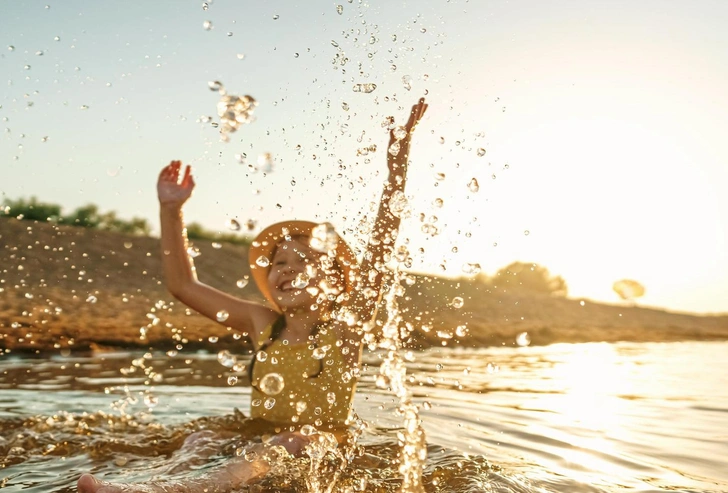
209, 81, 258, 142
310, 222, 339, 253
352, 83, 377, 93
378, 268, 427, 492
259, 373, 285, 395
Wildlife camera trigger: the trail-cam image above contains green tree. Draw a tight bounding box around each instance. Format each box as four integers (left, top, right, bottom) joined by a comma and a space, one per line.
64, 204, 101, 228
492, 261, 568, 296
2, 196, 62, 222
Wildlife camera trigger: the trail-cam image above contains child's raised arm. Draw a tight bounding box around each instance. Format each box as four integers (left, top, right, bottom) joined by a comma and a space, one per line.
351, 98, 428, 320
158, 161, 277, 344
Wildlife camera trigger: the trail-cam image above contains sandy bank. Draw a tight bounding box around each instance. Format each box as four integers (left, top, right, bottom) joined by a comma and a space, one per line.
1, 217, 726, 355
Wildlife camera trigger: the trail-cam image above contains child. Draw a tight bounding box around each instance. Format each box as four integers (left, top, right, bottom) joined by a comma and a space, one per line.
77, 98, 428, 493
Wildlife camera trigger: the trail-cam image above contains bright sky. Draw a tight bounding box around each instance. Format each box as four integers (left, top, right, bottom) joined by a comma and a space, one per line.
2, 0, 727, 314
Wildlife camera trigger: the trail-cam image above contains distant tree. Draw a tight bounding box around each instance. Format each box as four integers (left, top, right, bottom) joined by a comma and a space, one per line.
63, 204, 101, 228
492, 261, 568, 296
3, 196, 237, 242
185, 221, 251, 246
2, 196, 62, 222
613, 279, 645, 304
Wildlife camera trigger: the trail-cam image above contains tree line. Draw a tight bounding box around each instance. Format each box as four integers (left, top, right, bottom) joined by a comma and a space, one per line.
1, 196, 251, 245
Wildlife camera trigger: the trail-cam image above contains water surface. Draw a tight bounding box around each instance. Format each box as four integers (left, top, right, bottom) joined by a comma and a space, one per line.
1, 341, 726, 492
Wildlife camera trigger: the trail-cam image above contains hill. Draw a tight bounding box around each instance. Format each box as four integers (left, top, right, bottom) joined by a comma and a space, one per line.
1, 217, 727, 354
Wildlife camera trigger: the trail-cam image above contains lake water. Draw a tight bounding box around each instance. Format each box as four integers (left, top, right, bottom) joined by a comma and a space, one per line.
1, 341, 726, 492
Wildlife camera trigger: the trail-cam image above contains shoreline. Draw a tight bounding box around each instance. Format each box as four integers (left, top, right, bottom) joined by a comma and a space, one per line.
2, 217, 727, 355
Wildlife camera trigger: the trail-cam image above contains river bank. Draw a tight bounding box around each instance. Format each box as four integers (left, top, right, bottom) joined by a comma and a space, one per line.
2, 217, 726, 354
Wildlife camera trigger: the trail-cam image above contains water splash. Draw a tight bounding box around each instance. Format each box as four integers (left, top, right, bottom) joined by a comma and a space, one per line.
209, 81, 258, 142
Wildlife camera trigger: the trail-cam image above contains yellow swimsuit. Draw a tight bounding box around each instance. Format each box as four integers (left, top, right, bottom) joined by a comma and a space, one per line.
249, 322, 356, 426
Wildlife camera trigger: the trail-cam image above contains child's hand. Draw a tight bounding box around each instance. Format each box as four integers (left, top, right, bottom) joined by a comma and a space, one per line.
157, 160, 195, 207
388, 97, 428, 169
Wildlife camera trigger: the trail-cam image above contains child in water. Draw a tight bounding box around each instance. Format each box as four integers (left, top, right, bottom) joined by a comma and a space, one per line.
77, 98, 428, 493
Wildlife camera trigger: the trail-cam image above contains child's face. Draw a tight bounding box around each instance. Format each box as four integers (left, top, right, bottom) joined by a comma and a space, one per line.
266, 237, 344, 310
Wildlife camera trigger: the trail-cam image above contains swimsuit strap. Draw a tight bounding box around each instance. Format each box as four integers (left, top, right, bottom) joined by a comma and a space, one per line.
247, 316, 285, 383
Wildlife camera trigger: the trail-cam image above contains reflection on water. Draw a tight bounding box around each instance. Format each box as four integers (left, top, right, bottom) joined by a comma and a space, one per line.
1, 341, 727, 492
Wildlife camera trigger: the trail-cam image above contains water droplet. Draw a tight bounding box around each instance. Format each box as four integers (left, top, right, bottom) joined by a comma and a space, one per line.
216, 310, 229, 322
388, 190, 409, 218
187, 246, 201, 258
202, 2, 209, 10
296, 401, 308, 413
435, 172, 446, 181
342, 102, 349, 111
352, 83, 377, 93
217, 93, 258, 140
422, 401, 432, 410
227, 218, 241, 231
259, 373, 285, 395
35, 50, 44, 56
257, 152, 273, 172
236, 277, 249, 288
467, 178, 480, 193
236, 53, 245, 60
524, 230, 530, 236
327, 392, 336, 404
450, 297, 464, 309
272, 14, 279, 20
227, 31, 233, 37
516, 332, 531, 347
388, 141, 401, 156
256, 256, 270, 268
208, 336, 219, 343
300, 424, 317, 436
292, 273, 310, 289
421, 223, 439, 236
461, 263, 481, 275
369, 35, 376, 44
24, 65, 31, 70
432, 198, 444, 208
392, 126, 408, 141
227, 375, 238, 385
208, 80, 224, 92
80, 105, 89, 110
86, 295, 97, 303
212, 242, 222, 249
203, 20, 213, 30
264, 397, 276, 409
8, 45, 14, 51
402, 75, 412, 91
455, 325, 468, 337
54, 36, 60, 42
420, 27, 427, 33
309, 222, 338, 253
256, 350, 268, 362
218, 349, 237, 367
477, 148, 486, 157
336, 4, 343, 14
144, 395, 159, 408
312, 345, 330, 360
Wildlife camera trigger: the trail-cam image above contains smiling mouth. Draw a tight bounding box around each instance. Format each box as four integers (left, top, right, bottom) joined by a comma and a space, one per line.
277, 280, 298, 292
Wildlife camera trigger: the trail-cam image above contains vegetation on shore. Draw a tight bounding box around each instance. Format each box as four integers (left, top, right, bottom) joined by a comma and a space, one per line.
1, 196, 252, 246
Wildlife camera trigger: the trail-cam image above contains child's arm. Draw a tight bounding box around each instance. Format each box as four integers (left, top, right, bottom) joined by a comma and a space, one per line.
350, 98, 428, 321
158, 161, 277, 344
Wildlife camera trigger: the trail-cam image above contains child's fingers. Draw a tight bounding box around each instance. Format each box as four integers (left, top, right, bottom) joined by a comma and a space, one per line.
181, 165, 193, 187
